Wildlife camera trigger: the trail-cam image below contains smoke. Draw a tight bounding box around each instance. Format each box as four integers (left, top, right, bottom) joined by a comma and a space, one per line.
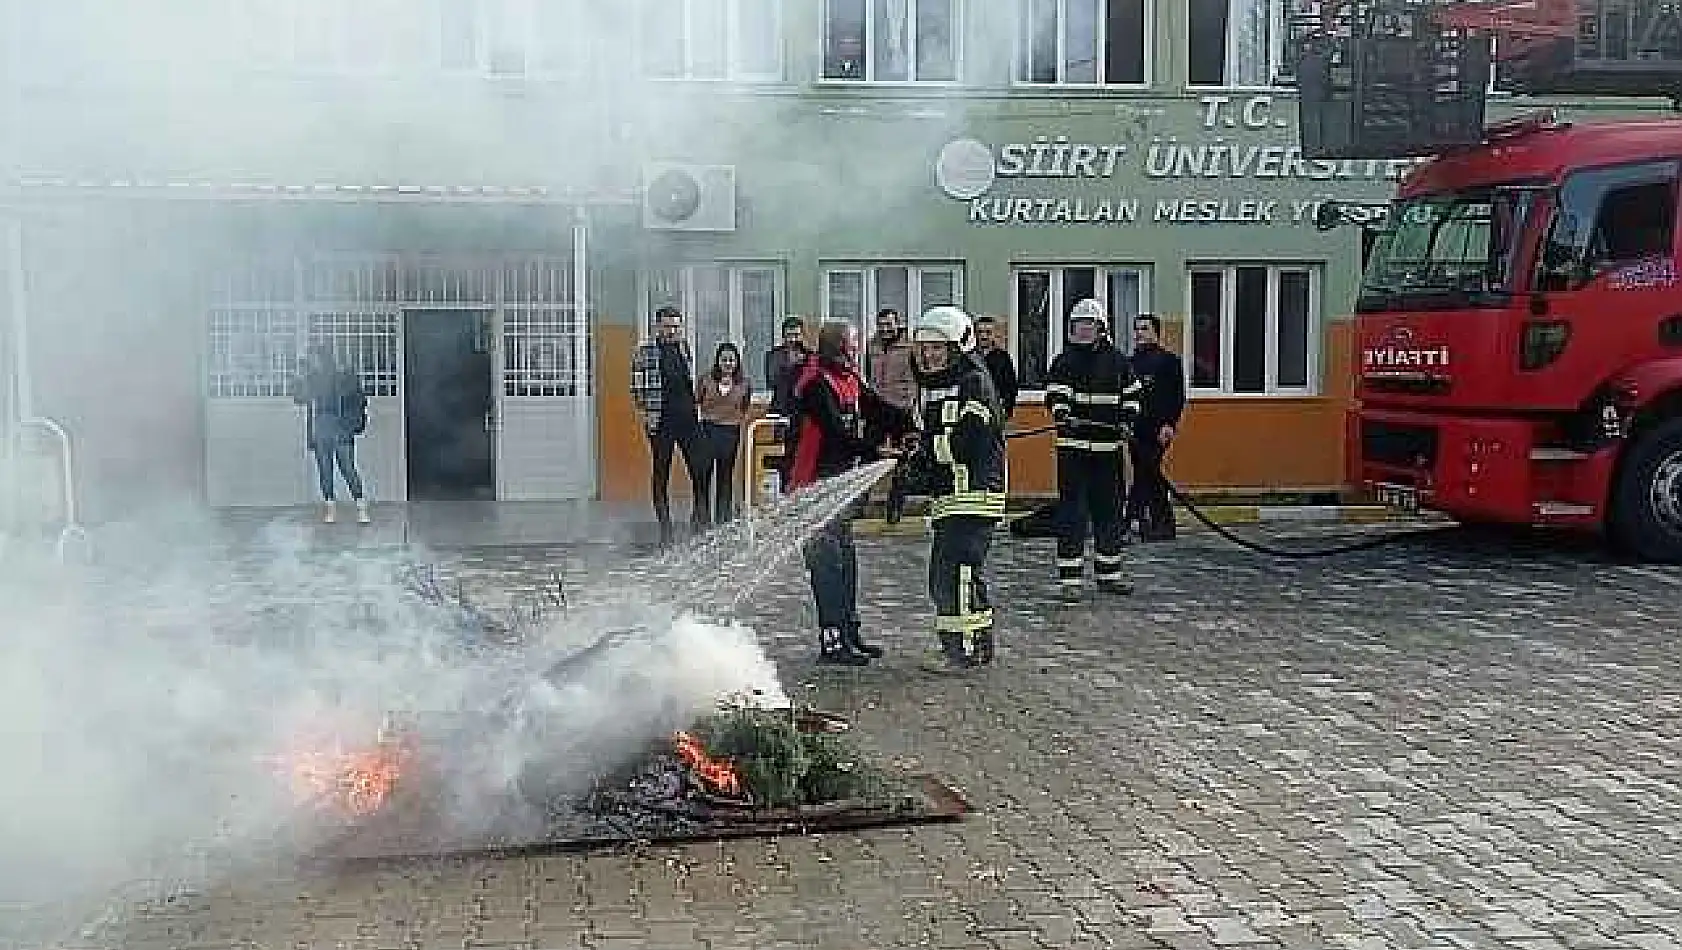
0, 518, 787, 943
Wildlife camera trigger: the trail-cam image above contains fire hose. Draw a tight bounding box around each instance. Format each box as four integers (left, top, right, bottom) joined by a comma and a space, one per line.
999, 420, 1458, 559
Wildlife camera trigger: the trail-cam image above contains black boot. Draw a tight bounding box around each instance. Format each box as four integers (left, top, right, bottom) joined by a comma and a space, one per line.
818, 627, 870, 666
938, 632, 976, 670
1096, 576, 1135, 596
844, 624, 884, 659
972, 627, 996, 665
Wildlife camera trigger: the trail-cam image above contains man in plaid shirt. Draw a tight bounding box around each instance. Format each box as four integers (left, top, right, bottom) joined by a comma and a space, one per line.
631, 306, 708, 545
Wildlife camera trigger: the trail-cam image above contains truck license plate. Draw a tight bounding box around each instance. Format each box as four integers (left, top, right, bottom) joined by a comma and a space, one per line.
1373, 483, 1420, 513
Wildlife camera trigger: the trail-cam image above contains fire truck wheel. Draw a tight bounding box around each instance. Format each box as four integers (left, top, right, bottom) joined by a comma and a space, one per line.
1611, 417, 1682, 564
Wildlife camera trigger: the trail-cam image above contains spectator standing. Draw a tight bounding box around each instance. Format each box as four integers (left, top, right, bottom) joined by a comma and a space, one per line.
867, 308, 919, 522
630, 306, 709, 545
696, 341, 752, 524
973, 315, 1019, 420
292, 342, 371, 525
1127, 314, 1187, 542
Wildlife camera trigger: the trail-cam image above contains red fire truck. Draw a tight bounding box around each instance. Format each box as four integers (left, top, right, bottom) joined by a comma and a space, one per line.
1300, 0, 1682, 561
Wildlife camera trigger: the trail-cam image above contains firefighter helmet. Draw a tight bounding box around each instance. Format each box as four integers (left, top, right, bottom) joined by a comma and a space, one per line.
913, 305, 976, 354
1069, 297, 1108, 330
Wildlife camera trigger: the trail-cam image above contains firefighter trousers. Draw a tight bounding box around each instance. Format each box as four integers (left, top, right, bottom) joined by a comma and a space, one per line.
929, 515, 996, 645
1055, 448, 1125, 586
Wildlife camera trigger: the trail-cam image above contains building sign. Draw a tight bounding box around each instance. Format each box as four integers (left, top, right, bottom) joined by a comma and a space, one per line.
935, 95, 1422, 227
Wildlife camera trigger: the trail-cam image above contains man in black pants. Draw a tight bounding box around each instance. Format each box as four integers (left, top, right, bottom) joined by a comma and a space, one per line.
630, 306, 708, 545
1127, 313, 1186, 542
1045, 299, 1144, 595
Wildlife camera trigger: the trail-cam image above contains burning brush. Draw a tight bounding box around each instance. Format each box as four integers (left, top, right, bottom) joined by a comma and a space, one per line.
272, 717, 417, 821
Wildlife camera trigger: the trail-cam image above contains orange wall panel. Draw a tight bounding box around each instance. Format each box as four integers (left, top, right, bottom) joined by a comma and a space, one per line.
595, 322, 1357, 502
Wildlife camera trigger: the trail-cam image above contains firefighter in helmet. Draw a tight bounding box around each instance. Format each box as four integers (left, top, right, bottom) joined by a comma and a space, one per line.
1045, 298, 1143, 594
908, 305, 1008, 669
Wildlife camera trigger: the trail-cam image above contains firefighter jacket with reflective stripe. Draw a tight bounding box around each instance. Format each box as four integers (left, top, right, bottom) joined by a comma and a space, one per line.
915, 354, 1008, 522
1044, 341, 1143, 453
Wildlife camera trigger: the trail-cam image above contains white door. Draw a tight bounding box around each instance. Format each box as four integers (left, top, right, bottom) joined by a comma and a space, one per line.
495, 221, 594, 500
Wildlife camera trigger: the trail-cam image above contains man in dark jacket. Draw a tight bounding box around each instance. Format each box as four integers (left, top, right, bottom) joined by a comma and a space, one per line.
630, 306, 709, 545
906, 306, 1008, 670
973, 315, 1019, 420
787, 320, 915, 666
1045, 299, 1143, 594
764, 315, 808, 419
292, 342, 371, 525
1127, 314, 1187, 542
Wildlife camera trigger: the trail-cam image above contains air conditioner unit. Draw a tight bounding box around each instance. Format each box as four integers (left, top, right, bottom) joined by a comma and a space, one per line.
641, 163, 737, 232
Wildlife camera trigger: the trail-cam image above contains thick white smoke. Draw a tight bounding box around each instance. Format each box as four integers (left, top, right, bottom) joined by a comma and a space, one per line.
0, 519, 786, 941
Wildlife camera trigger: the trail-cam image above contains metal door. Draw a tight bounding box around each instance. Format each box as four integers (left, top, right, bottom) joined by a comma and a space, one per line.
495, 218, 594, 500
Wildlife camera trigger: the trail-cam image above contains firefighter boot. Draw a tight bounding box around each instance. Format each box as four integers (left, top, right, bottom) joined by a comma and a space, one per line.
844, 623, 885, 659
817, 627, 870, 667
938, 632, 976, 670
972, 627, 996, 666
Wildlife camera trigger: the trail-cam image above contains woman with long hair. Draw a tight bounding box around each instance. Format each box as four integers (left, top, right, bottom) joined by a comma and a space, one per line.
695, 341, 752, 523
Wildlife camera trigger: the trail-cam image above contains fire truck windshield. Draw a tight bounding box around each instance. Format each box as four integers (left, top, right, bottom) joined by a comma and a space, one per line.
1357, 187, 1537, 313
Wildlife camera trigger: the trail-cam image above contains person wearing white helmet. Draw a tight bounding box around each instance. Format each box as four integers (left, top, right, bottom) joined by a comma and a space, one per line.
905, 305, 1008, 669
1044, 297, 1143, 595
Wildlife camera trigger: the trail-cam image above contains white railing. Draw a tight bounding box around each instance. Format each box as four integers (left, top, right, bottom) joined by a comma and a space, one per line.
14, 416, 90, 563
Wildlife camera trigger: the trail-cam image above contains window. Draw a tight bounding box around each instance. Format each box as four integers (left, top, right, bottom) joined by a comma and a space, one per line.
1188, 0, 1293, 87
1186, 263, 1318, 395
441, 0, 586, 77
1010, 265, 1149, 390
823, 0, 959, 82
1017, 0, 1147, 86
645, 264, 785, 389
641, 0, 783, 80
821, 264, 965, 336
1538, 160, 1679, 292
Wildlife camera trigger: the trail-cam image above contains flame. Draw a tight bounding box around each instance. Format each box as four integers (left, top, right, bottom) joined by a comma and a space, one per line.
672, 731, 743, 798
278, 734, 412, 819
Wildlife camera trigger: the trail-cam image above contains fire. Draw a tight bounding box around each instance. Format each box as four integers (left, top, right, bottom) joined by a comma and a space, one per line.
279, 734, 412, 819
672, 731, 743, 798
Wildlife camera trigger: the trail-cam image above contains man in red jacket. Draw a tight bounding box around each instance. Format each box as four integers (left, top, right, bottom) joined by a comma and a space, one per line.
786, 320, 915, 665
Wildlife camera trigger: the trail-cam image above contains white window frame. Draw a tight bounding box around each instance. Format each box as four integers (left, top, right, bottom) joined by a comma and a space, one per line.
641, 262, 787, 392
440, 0, 582, 79
1185, 0, 1296, 90
1183, 262, 1321, 398
1008, 264, 1152, 401
819, 263, 967, 337
819, 0, 965, 85
641, 0, 786, 82
1012, 0, 1154, 89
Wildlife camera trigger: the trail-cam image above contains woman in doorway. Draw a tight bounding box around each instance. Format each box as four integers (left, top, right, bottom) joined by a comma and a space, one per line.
695, 342, 752, 524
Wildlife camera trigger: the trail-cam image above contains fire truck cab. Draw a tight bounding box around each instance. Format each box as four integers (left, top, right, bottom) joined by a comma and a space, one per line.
1296, 0, 1682, 561
1351, 114, 1682, 561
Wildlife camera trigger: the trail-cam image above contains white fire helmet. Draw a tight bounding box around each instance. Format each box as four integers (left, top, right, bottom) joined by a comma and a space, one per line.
1069, 297, 1108, 330
913, 305, 976, 354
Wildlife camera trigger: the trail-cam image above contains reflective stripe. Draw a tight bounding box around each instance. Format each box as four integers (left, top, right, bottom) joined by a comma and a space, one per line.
935, 608, 994, 633
931, 492, 1006, 520
1123, 380, 1144, 394
933, 433, 954, 464
1074, 392, 1123, 405
924, 385, 960, 400
1057, 578, 1083, 588
1095, 553, 1124, 568
1055, 438, 1124, 452
942, 400, 960, 426
960, 399, 992, 423
1045, 383, 1074, 397
1056, 557, 1083, 569
951, 461, 970, 494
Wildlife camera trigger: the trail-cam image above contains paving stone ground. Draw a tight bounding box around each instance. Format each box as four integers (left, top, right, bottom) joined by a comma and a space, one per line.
60, 525, 1682, 948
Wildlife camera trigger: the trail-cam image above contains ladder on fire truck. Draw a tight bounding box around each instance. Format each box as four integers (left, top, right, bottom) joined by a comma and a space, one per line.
1294, 0, 1682, 160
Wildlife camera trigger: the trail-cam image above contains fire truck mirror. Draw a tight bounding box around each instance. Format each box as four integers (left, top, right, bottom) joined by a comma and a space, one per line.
1660, 315, 1682, 348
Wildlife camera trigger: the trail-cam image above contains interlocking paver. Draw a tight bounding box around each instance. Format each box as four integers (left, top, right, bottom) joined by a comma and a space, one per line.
19, 525, 1682, 950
